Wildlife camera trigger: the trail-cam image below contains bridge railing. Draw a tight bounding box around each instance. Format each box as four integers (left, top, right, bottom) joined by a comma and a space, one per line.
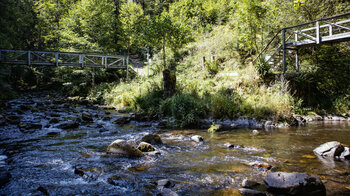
285, 12, 350, 46
253, 12, 350, 73
0, 49, 128, 69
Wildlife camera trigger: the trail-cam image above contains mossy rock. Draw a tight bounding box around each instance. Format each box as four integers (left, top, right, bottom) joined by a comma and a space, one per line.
137, 142, 155, 152
208, 123, 222, 132
141, 134, 163, 145
107, 139, 144, 158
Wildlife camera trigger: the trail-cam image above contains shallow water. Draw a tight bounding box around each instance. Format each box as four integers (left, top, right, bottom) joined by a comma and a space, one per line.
0, 92, 349, 195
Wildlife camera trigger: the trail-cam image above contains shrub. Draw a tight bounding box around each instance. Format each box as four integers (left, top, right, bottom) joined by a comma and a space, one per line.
134, 87, 164, 117
209, 89, 241, 119
159, 93, 207, 128
205, 60, 219, 76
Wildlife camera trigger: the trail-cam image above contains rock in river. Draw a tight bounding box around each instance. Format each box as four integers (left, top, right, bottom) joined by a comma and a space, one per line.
19, 122, 42, 130
191, 135, 204, 143
340, 147, 350, 159
113, 116, 131, 125
82, 112, 93, 122
49, 118, 60, 124
157, 179, 172, 189
6, 115, 21, 125
0, 169, 11, 188
137, 142, 155, 152
57, 121, 80, 129
141, 134, 163, 145
107, 139, 144, 158
313, 141, 344, 158
239, 188, 266, 196
242, 179, 260, 188
264, 172, 326, 196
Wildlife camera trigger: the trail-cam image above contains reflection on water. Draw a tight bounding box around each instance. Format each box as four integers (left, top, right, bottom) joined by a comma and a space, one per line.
0, 93, 349, 195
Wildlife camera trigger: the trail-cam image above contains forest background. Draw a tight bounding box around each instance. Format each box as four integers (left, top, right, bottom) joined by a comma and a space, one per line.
0, 0, 349, 127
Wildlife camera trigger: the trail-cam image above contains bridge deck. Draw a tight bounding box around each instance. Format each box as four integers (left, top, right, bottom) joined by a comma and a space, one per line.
0, 49, 130, 69
287, 32, 350, 47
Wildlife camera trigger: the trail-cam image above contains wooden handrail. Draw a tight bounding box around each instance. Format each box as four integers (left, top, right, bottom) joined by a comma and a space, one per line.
252, 29, 282, 64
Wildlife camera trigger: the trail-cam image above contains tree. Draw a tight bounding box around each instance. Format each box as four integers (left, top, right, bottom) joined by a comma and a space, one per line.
149, 12, 191, 97
119, 2, 144, 55
0, 0, 36, 49
33, 0, 75, 50
59, 0, 117, 53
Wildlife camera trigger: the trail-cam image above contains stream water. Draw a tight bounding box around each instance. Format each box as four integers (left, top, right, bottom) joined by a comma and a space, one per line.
0, 92, 349, 195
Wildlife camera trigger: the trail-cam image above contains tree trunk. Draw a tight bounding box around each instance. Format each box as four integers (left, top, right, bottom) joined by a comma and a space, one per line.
163, 69, 176, 98
161, 37, 176, 97
162, 37, 166, 69
114, 0, 120, 52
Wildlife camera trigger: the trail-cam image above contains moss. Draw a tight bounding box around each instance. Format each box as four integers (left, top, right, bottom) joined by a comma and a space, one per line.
208, 123, 222, 132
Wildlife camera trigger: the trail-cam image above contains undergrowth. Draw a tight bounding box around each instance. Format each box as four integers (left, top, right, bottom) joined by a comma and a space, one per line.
88, 26, 349, 127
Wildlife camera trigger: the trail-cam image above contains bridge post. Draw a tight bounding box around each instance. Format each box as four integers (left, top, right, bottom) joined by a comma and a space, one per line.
316, 21, 321, 44
126, 56, 129, 79
282, 29, 286, 74
55, 53, 59, 66
295, 50, 299, 72
28, 51, 31, 66
105, 57, 108, 69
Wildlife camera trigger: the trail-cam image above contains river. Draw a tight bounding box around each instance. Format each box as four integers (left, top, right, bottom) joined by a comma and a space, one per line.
0, 92, 349, 195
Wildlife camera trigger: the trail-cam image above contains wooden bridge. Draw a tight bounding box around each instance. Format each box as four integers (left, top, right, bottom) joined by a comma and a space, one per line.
254, 12, 350, 73
0, 49, 136, 78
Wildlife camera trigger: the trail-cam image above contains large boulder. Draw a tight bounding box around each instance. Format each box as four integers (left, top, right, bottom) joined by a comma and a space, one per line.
141, 134, 163, 145
264, 172, 326, 196
313, 141, 344, 158
107, 139, 144, 158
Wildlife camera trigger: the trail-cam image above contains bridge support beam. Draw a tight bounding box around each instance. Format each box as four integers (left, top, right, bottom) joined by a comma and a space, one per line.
316, 21, 321, 44
28, 51, 31, 66
295, 50, 299, 72
282, 29, 286, 75
126, 56, 129, 80
55, 53, 59, 66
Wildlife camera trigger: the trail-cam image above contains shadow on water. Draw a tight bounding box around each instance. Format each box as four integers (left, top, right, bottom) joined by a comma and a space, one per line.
0, 93, 349, 195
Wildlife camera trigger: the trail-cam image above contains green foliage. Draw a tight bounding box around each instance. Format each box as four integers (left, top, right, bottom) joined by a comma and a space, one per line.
59, 0, 117, 52
1, 0, 349, 121
209, 89, 241, 119
205, 60, 219, 77
208, 123, 222, 133
255, 57, 271, 79
120, 2, 144, 53
333, 94, 350, 116
0, 0, 35, 49
293, 0, 306, 10
134, 87, 164, 117
168, 0, 234, 32
159, 93, 207, 128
